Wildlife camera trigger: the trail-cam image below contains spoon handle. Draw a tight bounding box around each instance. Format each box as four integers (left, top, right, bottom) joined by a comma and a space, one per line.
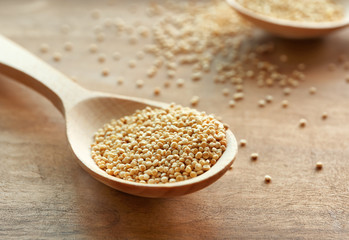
0, 35, 90, 116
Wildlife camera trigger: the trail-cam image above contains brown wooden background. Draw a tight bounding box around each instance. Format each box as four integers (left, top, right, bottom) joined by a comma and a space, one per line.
1, 0, 349, 239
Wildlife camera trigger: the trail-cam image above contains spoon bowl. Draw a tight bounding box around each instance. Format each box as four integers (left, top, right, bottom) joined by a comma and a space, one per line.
0, 35, 238, 198
226, 0, 349, 39
67, 97, 237, 197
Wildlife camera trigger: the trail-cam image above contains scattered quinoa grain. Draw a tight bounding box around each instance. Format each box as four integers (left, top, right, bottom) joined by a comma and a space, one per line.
283, 87, 291, 96
109, 52, 119, 61
166, 62, 177, 70
235, 85, 244, 92
167, 70, 176, 78
98, 53, 106, 63
116, 77, 124, 85
140, 1, 312, 100
129, 36, 138, 45
281, 100, 289, 108
89, 44, 98, 53
137, 26, 149, 37
70, 76, 77, 82
222, 88, 229, 96
240, 139, 247, 147
136, 79, 144, 88
53, 52, 62, 62
316, 162, 323, 170
153, 87, 161, 96
176, 78, 184, 87
190, 96, 200, 106
153, 57, 163, 68
147, 68, 157, 78
265, 95, 273, 103
309, 87, 317, 95
101, 68, 110, 76
258, 99, 266, 107
191, 72, 202, 81
96, 33, 105, 42
228, 100, 236, 108
233, 92, 244, 101
251, 153, 258, 161
136, 51, 144, 60
128, 59, 136, 68
322, 112, 328, 120
299, 118, 307, 127
91, 9, 101, 19
264, 175, 272, 183
64, 42, 73, 51
40, 43, 49, 53
164, 80, 171, 88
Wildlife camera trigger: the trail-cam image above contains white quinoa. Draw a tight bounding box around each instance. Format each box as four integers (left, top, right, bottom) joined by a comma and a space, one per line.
228, 100, 236, 108
128, 59, 137, 68
265, 95, 273, 103
309, 87, 317, 95
236, 0, 344, 22
264, 175, 272, 183
153, 87, 161, 96
239, 139, 247, 147
316, 162, 323, 170
258, 99, 266, 108
116, 77, 124, 85
98, 53, 106, 63
176, 78, 185, 87
40, 43, 49, 53
321, 112, 328, 120
112, 52, 121, 61
136, 79, 144, 88
91, 104, 227, 184
101, 68, 110, 77
53, 52, 62, 62
299, 118, 307, 127
190, 96, 200, 106
251, 153, 258, 161
89, 44, 98, 53
281, 100, 289, 108
64, 42, 73, 51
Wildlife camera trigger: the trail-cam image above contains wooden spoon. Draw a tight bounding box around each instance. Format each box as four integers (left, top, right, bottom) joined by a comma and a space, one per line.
226, 0, 349, 39
0, 35, 238, 198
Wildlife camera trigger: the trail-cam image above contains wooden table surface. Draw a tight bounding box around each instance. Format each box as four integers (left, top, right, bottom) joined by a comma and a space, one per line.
1, 0, 349, 239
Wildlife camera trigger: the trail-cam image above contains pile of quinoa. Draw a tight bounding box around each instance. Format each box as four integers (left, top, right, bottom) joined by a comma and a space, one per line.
236, 0, 344, 22
91, 104, 227, 184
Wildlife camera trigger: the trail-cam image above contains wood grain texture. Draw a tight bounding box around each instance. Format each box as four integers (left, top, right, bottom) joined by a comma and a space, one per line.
1, 0, 349, 239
